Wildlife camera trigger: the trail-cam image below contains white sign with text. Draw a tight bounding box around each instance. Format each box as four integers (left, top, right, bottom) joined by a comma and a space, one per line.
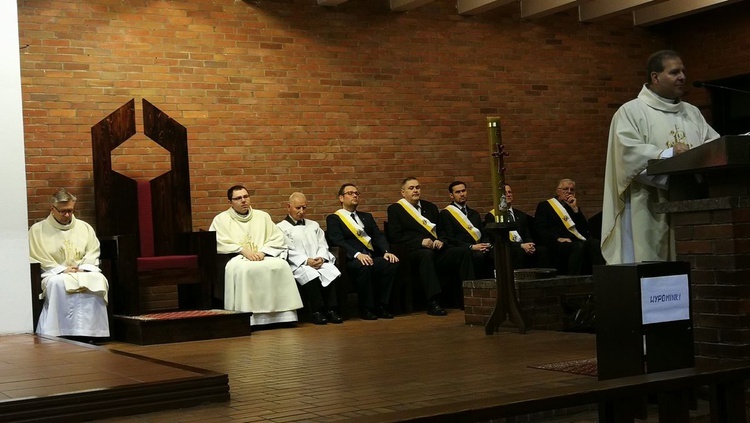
640, 274, 690, 324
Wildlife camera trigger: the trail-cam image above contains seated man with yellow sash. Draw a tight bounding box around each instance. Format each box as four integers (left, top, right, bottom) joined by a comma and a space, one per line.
533, 179, 603, 275
485, 184, 550, 271
438, 181, 494, 278
326, 183, 399, 321
387, 177, 474, 316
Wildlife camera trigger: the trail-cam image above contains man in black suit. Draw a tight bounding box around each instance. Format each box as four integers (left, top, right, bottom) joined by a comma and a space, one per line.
386, 177, 474, 316
326, 183, 400, 320
484, 184, 550, 271
438, 181, 494, 278
533, 179, 603, 275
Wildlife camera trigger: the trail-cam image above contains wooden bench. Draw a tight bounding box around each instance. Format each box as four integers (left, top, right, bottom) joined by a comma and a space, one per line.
346, 363, 750, 422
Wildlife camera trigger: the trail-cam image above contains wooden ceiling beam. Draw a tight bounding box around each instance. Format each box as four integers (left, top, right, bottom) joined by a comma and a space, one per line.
457, 0, 516, 16
390, 0, 438, 11
520, 0, 592, 19
633, 0, 743, 26
578, 0, 670, 22
317, 0, 350, 5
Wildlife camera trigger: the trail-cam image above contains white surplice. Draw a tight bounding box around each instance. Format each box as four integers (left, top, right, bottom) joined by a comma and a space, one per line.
602, 85, 719, 264
209, 207, 303, 325
277, 218, 340, 287
28, 215, 110, 337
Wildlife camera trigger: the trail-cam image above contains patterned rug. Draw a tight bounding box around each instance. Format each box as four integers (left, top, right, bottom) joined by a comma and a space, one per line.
528, 357, 598, 377
115, 309, 243, 321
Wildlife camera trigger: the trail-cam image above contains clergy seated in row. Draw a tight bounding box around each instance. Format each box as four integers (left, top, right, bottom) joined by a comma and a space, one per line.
210, 185, 303, 326
28, 188, 110, 340
484, 183, 550, 271
277, 192, 343, 325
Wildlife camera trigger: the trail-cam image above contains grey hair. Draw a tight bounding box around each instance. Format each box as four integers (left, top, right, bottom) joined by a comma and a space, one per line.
51, 188, 76, 205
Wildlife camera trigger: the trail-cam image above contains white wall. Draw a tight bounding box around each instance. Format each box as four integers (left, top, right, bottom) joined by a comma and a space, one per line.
0, 0, 33, 335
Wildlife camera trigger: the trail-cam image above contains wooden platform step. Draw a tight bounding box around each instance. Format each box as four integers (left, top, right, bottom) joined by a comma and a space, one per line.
0, 339, 229, 423
113, 309, 252, 345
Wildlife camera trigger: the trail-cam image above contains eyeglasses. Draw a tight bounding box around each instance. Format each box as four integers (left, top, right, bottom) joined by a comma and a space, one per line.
231, 194, 250, 201
52, 205, 75, 215
343, 191, 360, 196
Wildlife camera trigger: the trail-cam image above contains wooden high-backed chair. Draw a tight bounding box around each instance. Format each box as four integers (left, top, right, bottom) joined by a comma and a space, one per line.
91, 99, 215, 317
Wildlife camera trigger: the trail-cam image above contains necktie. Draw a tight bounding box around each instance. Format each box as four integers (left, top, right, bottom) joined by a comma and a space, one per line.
416, 206, 421, 215
509, 210, 515, 222
351, 212, 357, 222
462, 207, 468, 215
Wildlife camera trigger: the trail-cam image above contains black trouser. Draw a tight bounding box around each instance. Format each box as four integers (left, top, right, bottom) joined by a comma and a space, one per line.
347, 256, 398, 310
509, 244, 551, 270
409, 246, 474, 300
552, 239, 603, 275
300, 277, 338, 313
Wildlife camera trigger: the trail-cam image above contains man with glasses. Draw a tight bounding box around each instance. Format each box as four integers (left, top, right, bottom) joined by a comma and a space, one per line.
210, 185, 303, 326
326, 183, 399, 320
28, 188, 110, 340
534, 179, 603, 275
387, 177, 474, 316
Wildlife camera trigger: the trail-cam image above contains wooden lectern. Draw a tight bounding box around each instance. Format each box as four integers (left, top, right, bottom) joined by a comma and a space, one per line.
647, 135, 750, 365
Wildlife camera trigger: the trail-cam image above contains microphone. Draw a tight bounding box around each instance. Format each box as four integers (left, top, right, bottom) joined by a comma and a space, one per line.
693, 81, 750, 95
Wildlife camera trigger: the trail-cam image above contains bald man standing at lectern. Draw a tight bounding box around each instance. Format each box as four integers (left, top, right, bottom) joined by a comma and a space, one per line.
602, 49, 720, 265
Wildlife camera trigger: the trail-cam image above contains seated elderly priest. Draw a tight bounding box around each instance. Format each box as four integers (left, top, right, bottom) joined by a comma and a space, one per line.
28, 188, 110, 339
210, 185, 303, 326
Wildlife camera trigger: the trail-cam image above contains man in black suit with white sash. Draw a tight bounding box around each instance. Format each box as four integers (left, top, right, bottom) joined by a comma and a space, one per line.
387, 177, 474, 316
326, 183, 399, 320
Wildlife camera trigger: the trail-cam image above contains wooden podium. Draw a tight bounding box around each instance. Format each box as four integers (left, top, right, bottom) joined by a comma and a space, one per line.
647, 135, 750, 364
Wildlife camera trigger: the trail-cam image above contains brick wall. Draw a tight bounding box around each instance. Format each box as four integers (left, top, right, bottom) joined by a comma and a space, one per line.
673, 206, 750, 363
19, 0, 677, 230
19, 1, 750, 230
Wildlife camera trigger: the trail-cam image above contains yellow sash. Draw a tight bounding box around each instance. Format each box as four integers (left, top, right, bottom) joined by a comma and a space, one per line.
488, 209, 522, 242
397, 199, 437, 237
546, 198, 586, 241
334, 210, 373, 251
444, 205, 480, 242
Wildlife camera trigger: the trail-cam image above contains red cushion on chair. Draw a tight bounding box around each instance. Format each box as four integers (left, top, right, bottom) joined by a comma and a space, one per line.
137, 181, 155, 257
137, 255, 199, 271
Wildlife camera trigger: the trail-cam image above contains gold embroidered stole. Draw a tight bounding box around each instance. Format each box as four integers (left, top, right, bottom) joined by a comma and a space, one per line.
397, 199, 437, 237
444, 205, 481, 242
546, 198, 586, 241
334, 210, 374, 251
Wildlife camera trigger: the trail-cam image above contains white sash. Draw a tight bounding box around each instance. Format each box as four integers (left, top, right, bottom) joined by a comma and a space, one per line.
547, 198, 586, 241
397, 199, 437, 237
334, 209, 374, 251
444, 204, 481, 242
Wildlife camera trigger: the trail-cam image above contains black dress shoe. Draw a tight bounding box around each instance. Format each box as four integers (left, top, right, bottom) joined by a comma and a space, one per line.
311, 311, 328, 325
427, 301, 448, 316
326, 309, 343, 324
377, 305, 394, 319
360, 308, 378, 320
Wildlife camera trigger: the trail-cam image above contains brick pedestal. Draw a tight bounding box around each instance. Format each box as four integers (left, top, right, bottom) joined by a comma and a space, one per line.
464, 275, 593, 331
669, 200, 750, 364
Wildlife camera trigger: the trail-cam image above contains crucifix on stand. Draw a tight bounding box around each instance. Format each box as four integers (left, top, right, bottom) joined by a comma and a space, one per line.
484, 117, 528, 335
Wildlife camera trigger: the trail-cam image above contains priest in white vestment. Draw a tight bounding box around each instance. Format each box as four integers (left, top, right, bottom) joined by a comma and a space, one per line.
209, 185, 303, 326
28, 188, 110, 338
277, 192, 342, 325
602, 50, 719, 265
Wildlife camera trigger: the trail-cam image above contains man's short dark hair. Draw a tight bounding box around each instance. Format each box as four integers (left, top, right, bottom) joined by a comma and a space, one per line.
448, 181, 466, 193
227, 185, 247, 200
401, 177, 418, 188
646, 50, 681, 83
338, 183, 357, 197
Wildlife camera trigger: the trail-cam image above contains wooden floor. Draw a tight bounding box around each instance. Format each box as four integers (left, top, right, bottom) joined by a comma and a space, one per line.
2, 311, 602, 422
